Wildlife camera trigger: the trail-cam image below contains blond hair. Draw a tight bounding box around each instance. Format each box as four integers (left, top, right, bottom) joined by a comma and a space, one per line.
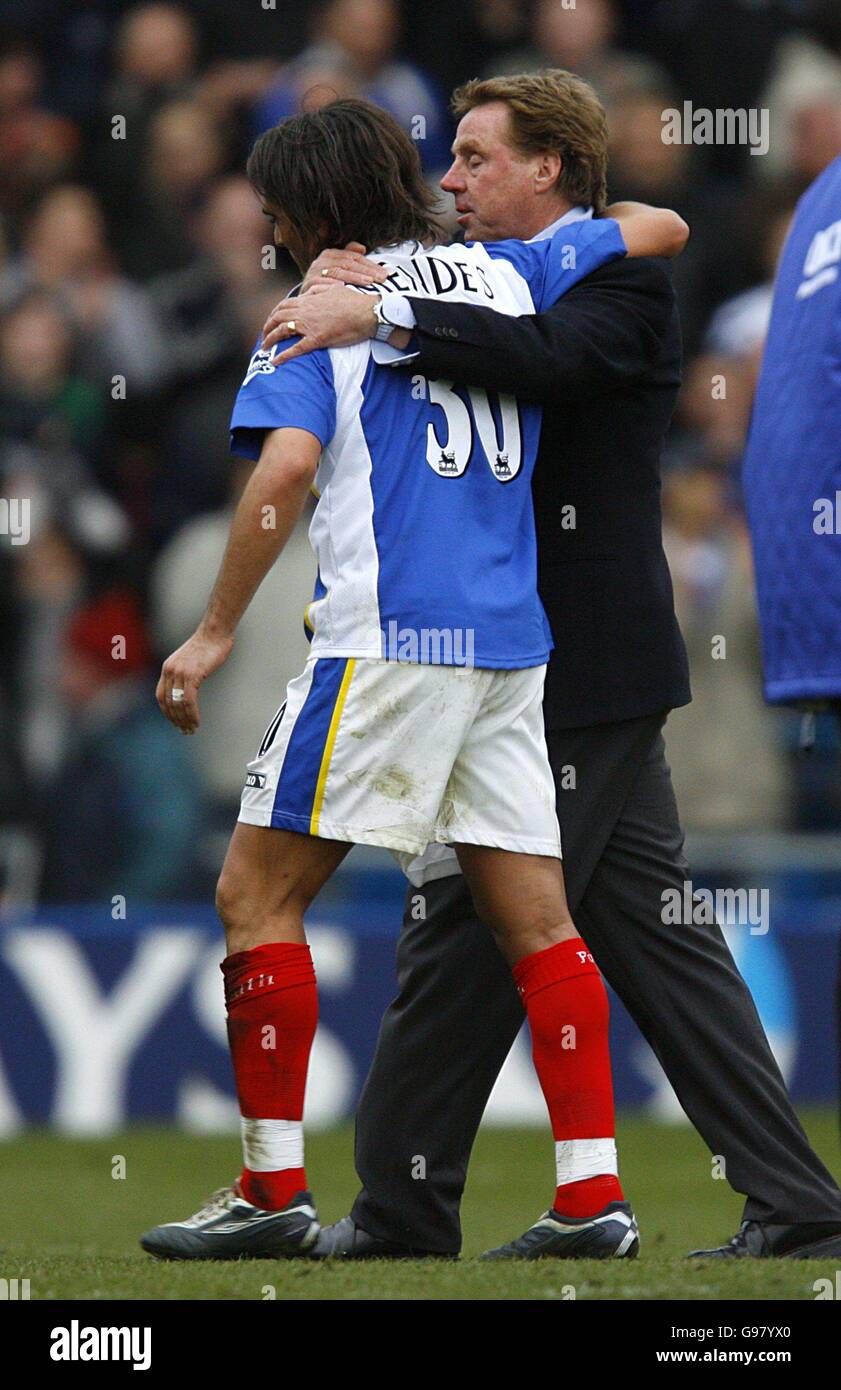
452, 69, 608, 215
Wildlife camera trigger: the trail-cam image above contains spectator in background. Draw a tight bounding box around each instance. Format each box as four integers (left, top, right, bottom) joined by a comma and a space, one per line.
150, 461, 313, 820
492, 0, 665, 100
0, 30, 79, 219
678, 348, 759, 480
95, 4, 230, 278
147, 174, 294, 542
662, 466, 788, 832
101, 0, 277, 139
760, 0, 841, 188
254, 0, 452, 173
702, 199, 792, 366
0, 290, 104, 470
0, 1, 119, 133
109, 2, 199, 116
107, 0, 274, 130
119, 98, 227, 280
0, 184, 169, 391
607, 83, 749, 354
99, 96, 225, 281
151, 174, 291, 386
789, 99, 841, 194
629, 0, 796, 182
4, 484, 87, 795
38, 587, 201, 903
4, 442, 137, 797
674, 198, 794, 472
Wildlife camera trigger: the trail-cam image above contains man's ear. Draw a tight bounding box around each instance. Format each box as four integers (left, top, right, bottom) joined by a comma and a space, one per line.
535, 151, 563, 196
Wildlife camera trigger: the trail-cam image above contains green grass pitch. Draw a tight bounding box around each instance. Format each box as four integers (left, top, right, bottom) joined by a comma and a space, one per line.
2, 1110, 839, 1300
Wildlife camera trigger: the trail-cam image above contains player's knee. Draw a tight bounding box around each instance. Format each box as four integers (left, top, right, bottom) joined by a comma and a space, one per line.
216, 870, 271, 955
216, 857, 313, 952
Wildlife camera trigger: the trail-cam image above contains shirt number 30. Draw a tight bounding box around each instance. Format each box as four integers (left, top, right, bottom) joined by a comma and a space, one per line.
425, 378, 522, 484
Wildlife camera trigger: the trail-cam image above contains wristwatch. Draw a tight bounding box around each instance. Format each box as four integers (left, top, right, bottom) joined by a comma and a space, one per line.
372, 296, 398, 342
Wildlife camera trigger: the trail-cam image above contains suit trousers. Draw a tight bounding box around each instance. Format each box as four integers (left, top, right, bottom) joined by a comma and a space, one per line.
350, 714, 841, 1251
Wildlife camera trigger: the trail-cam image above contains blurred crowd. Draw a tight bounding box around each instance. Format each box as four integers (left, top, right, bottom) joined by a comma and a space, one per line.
1, 0, 840, 906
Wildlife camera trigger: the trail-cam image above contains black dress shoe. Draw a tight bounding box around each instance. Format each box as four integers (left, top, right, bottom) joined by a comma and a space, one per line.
688, 1219, 841, 1259
312, 1215, 455, 1260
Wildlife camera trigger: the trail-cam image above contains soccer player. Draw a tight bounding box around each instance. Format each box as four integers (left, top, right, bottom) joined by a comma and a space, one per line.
140, 99, 685, 1261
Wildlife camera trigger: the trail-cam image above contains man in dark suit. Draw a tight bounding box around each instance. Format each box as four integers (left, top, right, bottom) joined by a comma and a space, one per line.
261, 70, 841, 1260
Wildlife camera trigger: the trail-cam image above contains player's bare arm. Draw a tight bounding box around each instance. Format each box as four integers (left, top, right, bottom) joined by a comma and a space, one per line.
260, 202, 689, 362
604, 201, 689, 258
156, 426, 320, 735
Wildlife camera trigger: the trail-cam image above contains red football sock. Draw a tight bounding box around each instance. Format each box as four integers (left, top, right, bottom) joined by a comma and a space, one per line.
513, 937, 623, 1218
222, 942, 317, 1210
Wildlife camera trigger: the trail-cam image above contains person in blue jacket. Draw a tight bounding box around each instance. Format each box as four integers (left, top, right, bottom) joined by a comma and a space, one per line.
743, 151, 841, 1126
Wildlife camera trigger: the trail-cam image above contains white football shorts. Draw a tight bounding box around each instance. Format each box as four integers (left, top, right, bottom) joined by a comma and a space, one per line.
238, 656, 561, 868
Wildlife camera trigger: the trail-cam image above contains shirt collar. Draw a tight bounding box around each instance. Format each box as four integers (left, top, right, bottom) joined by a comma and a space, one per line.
527, 206, 593, 243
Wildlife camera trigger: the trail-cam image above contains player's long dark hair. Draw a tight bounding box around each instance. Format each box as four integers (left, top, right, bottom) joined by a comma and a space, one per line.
247, 99, 442, 260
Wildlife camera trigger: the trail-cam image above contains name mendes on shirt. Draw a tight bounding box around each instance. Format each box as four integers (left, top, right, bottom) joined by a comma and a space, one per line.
358, 251, 498, 305
243, 251, 500, 385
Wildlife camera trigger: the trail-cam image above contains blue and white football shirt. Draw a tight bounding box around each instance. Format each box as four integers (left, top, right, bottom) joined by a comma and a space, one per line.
230, 219, 626, 668
743, 154, 841, 704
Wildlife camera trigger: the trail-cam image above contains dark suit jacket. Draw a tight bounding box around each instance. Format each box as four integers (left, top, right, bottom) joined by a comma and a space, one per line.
405, 255, 691, 729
